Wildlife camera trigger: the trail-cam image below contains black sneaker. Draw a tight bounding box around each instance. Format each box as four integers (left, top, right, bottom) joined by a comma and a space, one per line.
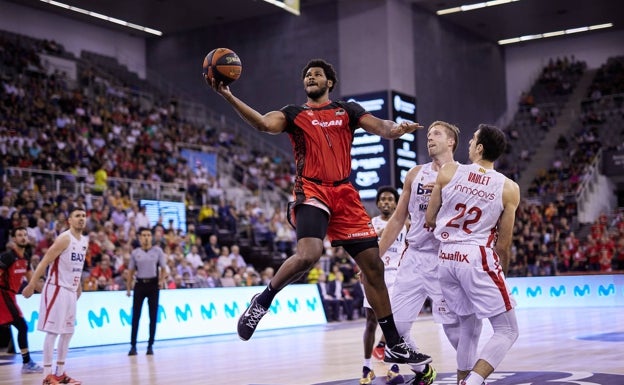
146, 346, 154, 355
237, 293, 269, 341
128, 347, 137, 356
384, 338, 432, 365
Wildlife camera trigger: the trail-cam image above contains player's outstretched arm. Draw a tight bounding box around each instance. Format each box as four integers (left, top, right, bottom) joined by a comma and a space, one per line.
379, 166, 419, 256
358, 114, 424, 140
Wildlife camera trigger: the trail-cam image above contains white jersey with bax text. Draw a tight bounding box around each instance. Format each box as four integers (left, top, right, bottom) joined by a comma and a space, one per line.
406, 162, 439, 251
46, 230, 89, 291
434, 163, 505, 246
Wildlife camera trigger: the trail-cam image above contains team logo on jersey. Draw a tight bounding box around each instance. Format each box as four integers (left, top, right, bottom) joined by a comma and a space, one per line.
306, 111, 314, 116
478, 167, 487, 173
439, 250, 469, 263
335, 109, 345, 116
311, 119, 343, 127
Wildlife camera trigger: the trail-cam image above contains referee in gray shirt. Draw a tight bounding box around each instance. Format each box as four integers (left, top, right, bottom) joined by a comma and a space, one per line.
126, 227, 167, 356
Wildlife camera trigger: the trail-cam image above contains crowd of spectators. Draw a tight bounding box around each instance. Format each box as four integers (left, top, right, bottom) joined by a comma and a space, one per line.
508, 201, 624, 277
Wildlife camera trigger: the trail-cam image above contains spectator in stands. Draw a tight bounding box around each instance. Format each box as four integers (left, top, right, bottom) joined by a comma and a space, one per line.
306, 261, 324, 284
327, 270, 354, 321
185, 244, 203, 270
90, 254, 114, 290
217, 198, 238, 235
134, 205, 151, 230
317, 271, 340, 322
203, 234, 220, 262
228, 244, 246, 270
216, 246, 232, 275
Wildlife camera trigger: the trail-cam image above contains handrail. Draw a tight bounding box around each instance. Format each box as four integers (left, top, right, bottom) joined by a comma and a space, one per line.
575, 148, 602, 204
3, 167, 185, 202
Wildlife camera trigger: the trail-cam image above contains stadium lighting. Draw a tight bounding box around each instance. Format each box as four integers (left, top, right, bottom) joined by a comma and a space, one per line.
262, 0, 300, 16
437, 0, 520, 15
498, 22, 613, 45
39, 0, 163, 36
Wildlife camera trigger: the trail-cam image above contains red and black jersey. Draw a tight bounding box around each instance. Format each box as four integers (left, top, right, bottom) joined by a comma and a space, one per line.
281, 100, 370, 187
0, 247, 30, 293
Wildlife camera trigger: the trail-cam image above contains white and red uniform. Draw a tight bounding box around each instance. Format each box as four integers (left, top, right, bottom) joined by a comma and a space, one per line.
38, 230, 88, 334
362, 215, 406, 309
392, 162, 457, 324
435, 163, 516, 319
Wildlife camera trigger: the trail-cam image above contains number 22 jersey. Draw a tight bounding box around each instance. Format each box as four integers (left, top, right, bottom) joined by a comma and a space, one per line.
434, 163, 505, 246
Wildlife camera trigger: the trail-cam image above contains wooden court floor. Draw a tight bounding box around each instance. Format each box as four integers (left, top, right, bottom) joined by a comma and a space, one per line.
1, 306, 623, 385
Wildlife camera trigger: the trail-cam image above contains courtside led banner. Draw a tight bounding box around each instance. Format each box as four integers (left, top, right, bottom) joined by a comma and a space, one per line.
15, 284, 325, 352
507, 274, 624, 308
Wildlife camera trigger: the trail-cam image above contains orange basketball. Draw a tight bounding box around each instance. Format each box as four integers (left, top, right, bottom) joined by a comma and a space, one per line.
202, 48, 242, 86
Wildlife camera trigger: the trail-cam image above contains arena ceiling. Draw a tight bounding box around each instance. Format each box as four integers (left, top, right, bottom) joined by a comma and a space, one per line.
10, 0, 624, 43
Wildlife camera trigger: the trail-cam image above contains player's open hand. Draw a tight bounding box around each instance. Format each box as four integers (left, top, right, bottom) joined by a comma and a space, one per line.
393, 121, 424, 137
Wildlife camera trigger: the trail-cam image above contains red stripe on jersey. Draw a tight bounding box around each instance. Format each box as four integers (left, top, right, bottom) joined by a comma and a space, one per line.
42, 283, 61, 328
486, 227, 497, 247
50, 258, 59, 286
480, 246, 512, 311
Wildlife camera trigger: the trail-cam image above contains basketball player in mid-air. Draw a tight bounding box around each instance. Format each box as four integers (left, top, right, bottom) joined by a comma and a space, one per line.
23, 207, 89, 385
209, 58, 432, 365
359, 186, 407, 385
426, 124, 520, 385
379, 121, 482, 385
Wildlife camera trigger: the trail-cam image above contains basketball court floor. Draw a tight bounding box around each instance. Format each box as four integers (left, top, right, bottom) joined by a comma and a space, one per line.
0, 306, 622, 385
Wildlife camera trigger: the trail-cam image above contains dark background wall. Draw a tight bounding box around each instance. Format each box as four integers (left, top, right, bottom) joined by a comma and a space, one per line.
146, 1, 506, 163
146, 2, 340, 151
411, 5, 507, 162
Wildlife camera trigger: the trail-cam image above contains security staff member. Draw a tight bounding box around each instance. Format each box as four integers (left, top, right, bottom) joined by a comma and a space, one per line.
126, 227, 166, 356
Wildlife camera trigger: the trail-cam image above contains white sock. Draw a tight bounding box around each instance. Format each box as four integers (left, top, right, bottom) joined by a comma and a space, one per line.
463, 371, 485, 385
363, 358, 371, 369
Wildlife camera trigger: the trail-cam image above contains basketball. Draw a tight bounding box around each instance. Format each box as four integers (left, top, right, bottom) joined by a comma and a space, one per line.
202, 48, 242, 86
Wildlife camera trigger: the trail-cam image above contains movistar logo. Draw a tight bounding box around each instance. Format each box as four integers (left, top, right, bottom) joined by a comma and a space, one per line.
201, 303, 218, 319
287, 298, 299, 313
175, 304, 192, 322
224, 302, 239, 318
88, 308, 110, 328
526, 286, 542, 297
550, 285, 566, 297
574, 285, 590, 297
270, 300, 281, 314
26, 311, 38, 332
120, 308, 132, 326
598, 284, 615, 296
306, 297, 318, 311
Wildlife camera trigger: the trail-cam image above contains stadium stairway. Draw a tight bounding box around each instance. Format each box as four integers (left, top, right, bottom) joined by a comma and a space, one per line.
518, 69, 598, 197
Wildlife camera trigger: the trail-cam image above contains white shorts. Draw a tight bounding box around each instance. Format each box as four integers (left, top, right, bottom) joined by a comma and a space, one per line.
363, 268, 397, 309
391, 246, 457, 324
37, 283, 78, 334
437, 244, 516, 319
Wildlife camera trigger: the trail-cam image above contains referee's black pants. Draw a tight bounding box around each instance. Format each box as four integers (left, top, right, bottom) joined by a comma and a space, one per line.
130, 281, 160, 347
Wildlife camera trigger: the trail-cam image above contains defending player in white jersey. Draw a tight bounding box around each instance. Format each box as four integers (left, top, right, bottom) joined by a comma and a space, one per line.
379, 121, 482, 385
426, 124, 520, 385
359, 186, 407, 385
23, 207, 89, 385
